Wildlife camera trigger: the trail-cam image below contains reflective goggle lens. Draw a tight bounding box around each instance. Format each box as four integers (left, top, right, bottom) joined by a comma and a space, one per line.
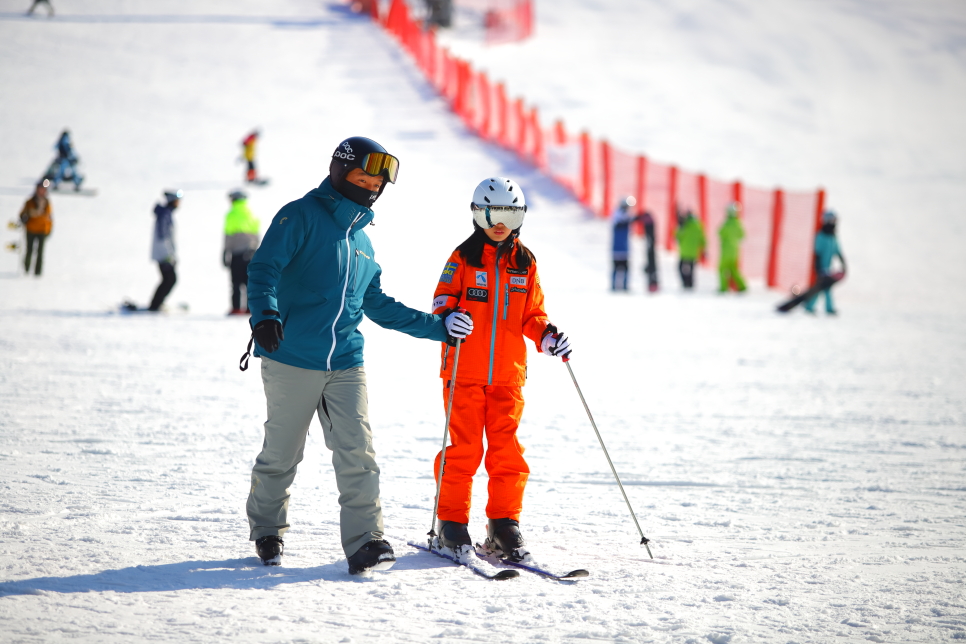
361, 152, 400, 184
472, 204, 526, 230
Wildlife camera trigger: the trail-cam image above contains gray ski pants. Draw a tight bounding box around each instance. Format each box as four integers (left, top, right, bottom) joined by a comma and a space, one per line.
246, 358, 382, 558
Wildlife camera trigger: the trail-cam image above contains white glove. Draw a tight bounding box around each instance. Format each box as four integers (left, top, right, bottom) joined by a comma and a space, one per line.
445, 310, 473, 339
541, 331, 572, 359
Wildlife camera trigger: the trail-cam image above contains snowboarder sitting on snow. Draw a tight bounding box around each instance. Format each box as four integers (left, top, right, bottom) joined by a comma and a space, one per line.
223, 189, 260, 315
243, 136, 471, 575
611, 195, 641, 291
804, 210, 846, 315
718, 202, 747, 293
675, 209, 705, 289
48, 129, 84, 191
19, 179, 53, 276
430, 177, 572, 564
147, 190, 181, 312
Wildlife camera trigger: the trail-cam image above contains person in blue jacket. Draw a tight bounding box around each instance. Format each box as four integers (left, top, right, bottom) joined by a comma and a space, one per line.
611, 196, 640, 291
805, 210, 847, 315
242, 136, 473, 575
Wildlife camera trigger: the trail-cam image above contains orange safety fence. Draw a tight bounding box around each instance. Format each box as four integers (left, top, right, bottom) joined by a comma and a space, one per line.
378, 0, 824, 291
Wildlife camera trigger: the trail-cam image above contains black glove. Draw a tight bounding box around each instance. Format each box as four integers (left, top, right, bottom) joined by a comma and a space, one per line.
253, 319, 284, 353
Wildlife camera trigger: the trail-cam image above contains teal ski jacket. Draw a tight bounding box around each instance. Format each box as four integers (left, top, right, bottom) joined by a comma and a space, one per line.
247, 178, 448, 371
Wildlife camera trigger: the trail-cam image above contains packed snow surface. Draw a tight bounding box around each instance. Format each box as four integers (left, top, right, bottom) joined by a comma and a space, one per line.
1, 1, 964, 643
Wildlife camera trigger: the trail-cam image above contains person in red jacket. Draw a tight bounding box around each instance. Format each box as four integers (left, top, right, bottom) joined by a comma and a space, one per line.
431, 177, 572, 563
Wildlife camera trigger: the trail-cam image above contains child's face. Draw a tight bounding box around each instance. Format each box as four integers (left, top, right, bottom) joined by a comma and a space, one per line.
483, 223, 511, 243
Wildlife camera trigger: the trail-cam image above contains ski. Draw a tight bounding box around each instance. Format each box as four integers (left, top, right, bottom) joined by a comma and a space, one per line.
475, 543, 588, 580
408, 540, 519, 580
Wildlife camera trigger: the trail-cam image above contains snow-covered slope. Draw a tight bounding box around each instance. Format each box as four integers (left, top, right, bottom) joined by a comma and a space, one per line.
1, 1, 964, 643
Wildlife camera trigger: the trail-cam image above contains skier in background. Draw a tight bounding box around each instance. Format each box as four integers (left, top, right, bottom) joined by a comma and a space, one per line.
675, 209, 705, 289
148, 190, 181, 312
26, 0, 53, 16
430, 177, 572, 564
804, 210, 846, 315
718, 202, 747, 293
241, 130, 259, 183
642, 210, 659, 292
18, 179, 52, 276
610, 196, 639, 291
243, 136, 466, 575
48, 130, 84, 191
223, 189, 260, 315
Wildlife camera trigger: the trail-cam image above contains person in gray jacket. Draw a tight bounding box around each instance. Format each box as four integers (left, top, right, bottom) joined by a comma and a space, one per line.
148, 190, 181, 312
242, 136, 473, 574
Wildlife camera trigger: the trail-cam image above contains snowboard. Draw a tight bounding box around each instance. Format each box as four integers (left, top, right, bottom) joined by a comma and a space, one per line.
776, 271, 844, 312
247, 178, 270, 186
50, 186, 98, 196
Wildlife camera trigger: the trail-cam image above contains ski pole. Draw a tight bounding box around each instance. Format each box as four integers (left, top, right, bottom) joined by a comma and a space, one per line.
428, 312, 468, 548
564, 355, 653, 558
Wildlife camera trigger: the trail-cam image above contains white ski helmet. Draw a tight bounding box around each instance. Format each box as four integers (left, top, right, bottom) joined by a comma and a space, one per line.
471, 177, 527, 230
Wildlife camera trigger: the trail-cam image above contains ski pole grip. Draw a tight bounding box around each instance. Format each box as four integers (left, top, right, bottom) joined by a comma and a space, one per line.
552, 332, 571, 362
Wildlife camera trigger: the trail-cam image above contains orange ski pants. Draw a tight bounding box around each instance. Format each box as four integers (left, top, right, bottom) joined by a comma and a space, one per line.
434, 382, 529, 524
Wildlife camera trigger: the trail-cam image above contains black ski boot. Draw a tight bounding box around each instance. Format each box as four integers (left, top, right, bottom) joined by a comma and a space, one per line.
347, 539, 396, 575
255, 535, 284, 566
438, 520, 472, 550
485, 518, 529, 562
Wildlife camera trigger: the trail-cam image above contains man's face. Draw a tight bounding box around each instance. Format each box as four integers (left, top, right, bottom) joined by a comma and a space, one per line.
346, 168, 384, 192
35, 186, 47, 199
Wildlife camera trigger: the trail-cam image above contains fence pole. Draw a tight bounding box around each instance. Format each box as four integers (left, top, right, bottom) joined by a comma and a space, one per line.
698, 174, 709, 266
531, 107, 544, 168
600, 140, 612, 218
665, 166, 678, 251
767, 188, 784, 288
634, 155, 647, 235
580, 131, 592, 208
809, 188, 826, 286
514, 98, 526, 157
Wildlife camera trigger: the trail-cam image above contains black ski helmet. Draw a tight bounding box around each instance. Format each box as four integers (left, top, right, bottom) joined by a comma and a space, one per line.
329, 136, 399, 207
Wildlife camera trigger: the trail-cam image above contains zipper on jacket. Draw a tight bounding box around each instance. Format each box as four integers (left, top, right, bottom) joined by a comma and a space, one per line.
327, 212, 364, 371
487, 244, 504, 385
503, 283, 509, 320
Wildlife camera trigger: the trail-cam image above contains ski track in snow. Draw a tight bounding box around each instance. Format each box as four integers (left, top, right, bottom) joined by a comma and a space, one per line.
1, 1, 965, 643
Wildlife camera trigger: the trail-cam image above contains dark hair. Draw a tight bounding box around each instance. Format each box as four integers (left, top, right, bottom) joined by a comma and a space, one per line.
455, 224, 534, 270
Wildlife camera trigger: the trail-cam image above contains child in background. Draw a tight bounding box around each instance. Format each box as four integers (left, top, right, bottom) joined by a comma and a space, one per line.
431, 177, 572, 563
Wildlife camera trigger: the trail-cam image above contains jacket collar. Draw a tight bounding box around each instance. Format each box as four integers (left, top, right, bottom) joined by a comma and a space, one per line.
309, 177, 375, 231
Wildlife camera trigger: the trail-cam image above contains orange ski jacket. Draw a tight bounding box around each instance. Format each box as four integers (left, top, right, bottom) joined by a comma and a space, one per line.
20, 196, 52, 235
433, 240, 552, 386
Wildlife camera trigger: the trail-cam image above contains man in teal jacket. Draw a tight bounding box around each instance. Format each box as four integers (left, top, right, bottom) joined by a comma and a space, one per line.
244, 136, 473, 574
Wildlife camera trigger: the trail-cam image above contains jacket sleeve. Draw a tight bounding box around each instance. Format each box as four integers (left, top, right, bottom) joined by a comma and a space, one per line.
363, 263, 449, 341
432, 250, 464, 314
246, 202, 305, 327
522, 264, 552, 349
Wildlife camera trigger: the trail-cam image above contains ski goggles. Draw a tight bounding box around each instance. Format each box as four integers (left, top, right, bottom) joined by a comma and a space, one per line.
471, 204, 527, 230
359, 152, 400, 184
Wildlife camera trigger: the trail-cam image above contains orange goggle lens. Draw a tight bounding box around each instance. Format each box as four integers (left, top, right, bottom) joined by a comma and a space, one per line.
360, 152, 400, 184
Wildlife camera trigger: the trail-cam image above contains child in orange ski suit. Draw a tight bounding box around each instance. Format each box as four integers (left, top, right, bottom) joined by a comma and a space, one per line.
431, 177, 572, 559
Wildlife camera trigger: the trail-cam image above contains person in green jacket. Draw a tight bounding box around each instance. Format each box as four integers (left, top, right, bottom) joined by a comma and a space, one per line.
223, 189, 261, 315
718, 202, 747, 293
675, 209, 705, 289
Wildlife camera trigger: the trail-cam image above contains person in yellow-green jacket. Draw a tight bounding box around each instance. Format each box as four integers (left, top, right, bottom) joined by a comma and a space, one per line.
224, 189, 261, 315
718, 202, 747, 293
675, 209, 705, 289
